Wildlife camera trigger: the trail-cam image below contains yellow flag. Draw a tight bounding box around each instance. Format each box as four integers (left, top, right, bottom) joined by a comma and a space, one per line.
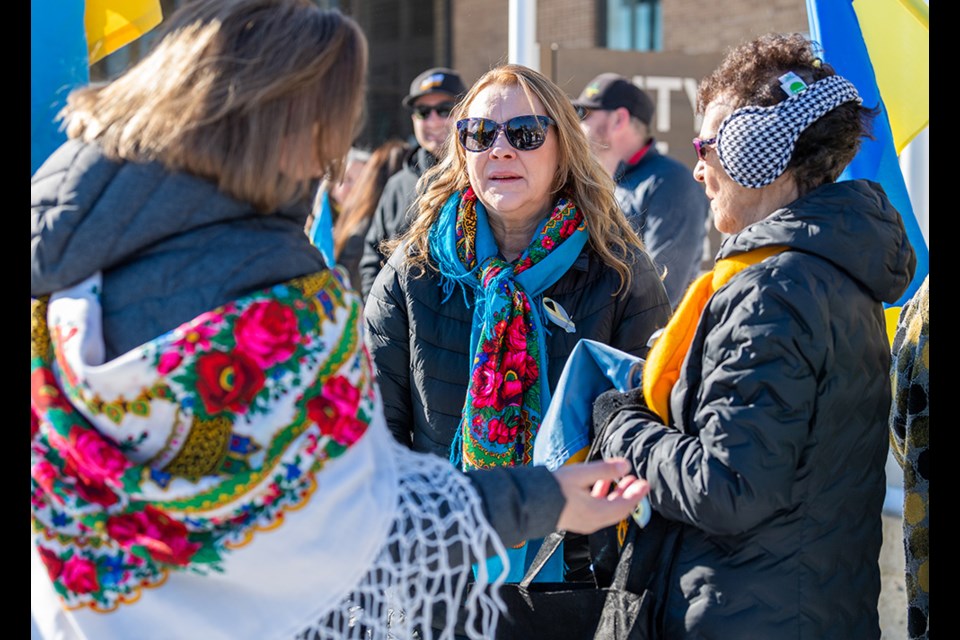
854, 0, 929, 154
85, 0, 163, 64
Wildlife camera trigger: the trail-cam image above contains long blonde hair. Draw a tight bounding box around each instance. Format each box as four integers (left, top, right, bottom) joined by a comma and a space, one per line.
390, 64, 644, 292
60, 0, 368, 213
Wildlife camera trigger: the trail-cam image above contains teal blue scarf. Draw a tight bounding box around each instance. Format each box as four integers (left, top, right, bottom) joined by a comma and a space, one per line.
428, 186, 588, 582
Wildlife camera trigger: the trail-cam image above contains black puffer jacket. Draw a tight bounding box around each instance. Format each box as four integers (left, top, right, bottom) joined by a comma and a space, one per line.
598, 179, 916, 639
365, 244, 672, 459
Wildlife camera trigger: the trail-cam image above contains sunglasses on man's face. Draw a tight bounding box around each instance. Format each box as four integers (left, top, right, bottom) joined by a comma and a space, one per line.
412, 102, 455, 120
692, 136, 717, 161
456, 115, 556, 153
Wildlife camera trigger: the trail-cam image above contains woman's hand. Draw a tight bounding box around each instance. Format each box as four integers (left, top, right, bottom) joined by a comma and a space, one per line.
553, 458, 649, 534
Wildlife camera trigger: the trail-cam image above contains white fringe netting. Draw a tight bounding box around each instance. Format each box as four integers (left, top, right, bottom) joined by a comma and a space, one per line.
295, 439, 509, 640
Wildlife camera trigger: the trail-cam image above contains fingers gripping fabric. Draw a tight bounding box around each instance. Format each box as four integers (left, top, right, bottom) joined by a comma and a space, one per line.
716, 75, 861, 188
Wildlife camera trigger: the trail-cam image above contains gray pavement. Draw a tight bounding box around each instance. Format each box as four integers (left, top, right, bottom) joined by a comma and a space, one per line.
880, 449, 908, 640
880, 512, 907, 639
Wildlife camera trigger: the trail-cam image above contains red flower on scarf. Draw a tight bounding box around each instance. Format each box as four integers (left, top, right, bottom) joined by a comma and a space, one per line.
560, 217, 580, 238
52, 425, 130, 508
75, 481, 121, 507
499, 350, 538, 406
61, 556, 100, 594
471, 359, 505, 410
306, 375, 367, 446
31, 405, 41, 439
106, 505, 201, 566
487, 417, 518, 445
481, 335, 501, 355
32, 460, 59, 501
31, 367, 72, 414
499, 361, 525, 407
541, 235, 555, 250
234, 300, 301, 369
504, 315, 528, 352
329, 414, 367, 446
38, 546, 64, 581
157, 350, 184, 375
195, 350, 265, 414
173, 322, 217, 355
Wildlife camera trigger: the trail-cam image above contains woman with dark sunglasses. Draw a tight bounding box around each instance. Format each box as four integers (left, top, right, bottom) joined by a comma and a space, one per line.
364, 64, 671, 599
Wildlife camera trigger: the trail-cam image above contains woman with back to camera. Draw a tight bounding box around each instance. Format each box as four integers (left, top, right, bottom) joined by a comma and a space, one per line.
590, 32, 917, 639
29, 2, 651, 639
331, 138, 410, 291
365, 63, 671, 586
305, 146, 370, 265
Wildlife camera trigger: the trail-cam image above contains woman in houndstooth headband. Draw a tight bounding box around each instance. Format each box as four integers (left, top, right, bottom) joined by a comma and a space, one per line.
591, 32, 917, 639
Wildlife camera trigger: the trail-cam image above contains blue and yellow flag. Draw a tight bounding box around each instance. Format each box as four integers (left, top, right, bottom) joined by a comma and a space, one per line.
806, 0, 929, 336
31, 0, 162, 173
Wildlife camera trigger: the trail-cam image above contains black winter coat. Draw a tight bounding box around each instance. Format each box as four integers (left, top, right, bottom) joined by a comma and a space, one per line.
598, 180, 916, 639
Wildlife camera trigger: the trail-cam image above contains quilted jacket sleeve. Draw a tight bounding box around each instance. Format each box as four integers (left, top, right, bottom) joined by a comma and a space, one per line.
364, 253, 415, 447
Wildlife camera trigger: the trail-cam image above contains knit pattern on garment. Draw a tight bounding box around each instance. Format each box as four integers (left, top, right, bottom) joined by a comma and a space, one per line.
889, 275, 929, 640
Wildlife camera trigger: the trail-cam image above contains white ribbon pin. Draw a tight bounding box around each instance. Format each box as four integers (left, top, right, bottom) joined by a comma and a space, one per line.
542, 297, 576, 333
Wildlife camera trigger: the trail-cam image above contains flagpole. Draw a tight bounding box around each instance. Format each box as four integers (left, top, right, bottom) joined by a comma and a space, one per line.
900, 129, 929, 246
508, 0, 538, 70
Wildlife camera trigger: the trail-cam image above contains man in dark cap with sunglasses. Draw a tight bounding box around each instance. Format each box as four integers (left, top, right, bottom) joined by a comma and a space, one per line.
358, 66, 467, 299
574, 72, 709, 309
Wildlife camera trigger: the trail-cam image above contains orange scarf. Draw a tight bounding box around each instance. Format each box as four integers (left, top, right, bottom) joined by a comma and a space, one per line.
642, 246, 787, 423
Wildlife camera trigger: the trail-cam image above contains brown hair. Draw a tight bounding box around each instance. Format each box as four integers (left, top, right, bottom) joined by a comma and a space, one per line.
333, 139, 410, 258
697, 32, 878, 195
389, 64, 643, 293
60, 0, 368, 213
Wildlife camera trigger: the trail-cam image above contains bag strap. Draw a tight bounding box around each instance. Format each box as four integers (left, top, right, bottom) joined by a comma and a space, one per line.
608, 517, 641, 591
518, 530, 565, 589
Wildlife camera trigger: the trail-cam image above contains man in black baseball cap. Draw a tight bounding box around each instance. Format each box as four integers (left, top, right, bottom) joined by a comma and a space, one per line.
402, 67, 467, 107
358, 66, 468, 298
572, 72, 654, 124
573, 72, 709, 310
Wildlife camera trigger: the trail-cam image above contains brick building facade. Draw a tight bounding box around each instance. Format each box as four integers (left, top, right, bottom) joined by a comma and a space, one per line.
92, 0, 809, 150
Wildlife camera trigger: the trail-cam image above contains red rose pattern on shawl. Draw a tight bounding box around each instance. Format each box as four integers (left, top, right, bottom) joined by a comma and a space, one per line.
30, 272, 373, 611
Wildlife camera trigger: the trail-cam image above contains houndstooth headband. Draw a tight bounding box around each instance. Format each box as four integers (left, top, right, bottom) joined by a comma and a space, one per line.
716, 75, 861, 188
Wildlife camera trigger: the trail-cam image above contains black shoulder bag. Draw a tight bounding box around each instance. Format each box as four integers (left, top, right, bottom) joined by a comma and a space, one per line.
478, 499, 679, 640
468, 384, 682, 639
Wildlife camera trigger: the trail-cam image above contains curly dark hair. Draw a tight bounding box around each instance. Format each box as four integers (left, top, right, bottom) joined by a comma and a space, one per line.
697, 32, 879, 195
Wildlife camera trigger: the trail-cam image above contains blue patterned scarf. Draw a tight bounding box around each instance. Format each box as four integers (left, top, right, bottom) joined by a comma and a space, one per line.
429, 186, 588, 582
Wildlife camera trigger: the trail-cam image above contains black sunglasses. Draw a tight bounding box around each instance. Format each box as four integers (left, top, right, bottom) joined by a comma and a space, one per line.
574, 105, 591, 120
412, 102, 456, 120
456, 115, 556, 152
692, 136, 717, 161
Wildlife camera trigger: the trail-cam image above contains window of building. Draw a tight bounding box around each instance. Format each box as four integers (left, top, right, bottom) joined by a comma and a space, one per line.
604, 0, 661, 51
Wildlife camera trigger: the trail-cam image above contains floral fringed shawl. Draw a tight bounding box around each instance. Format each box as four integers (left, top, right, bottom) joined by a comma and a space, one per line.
31, 269, 506, 640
